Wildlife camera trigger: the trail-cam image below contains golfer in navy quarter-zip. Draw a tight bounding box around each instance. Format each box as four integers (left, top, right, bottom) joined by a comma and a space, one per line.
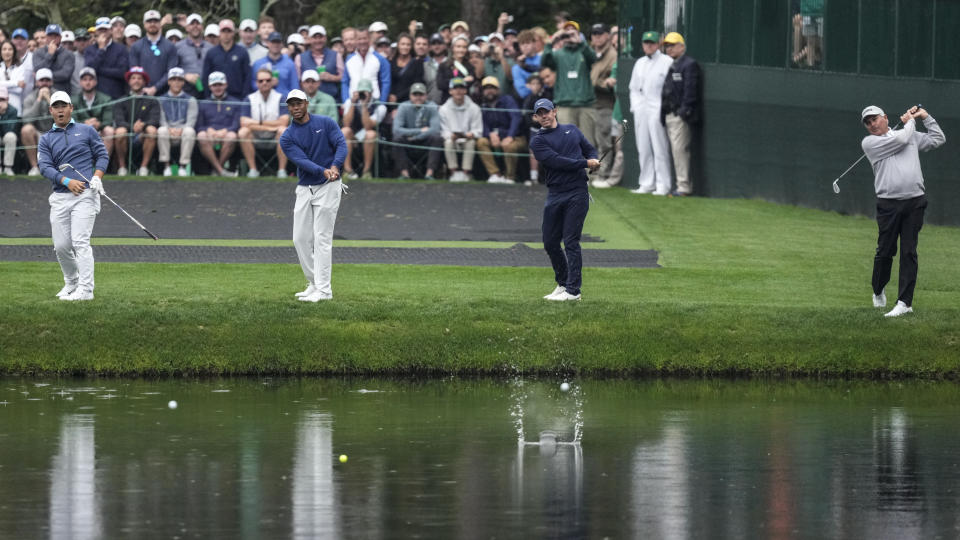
37, 91, 109, 301
529, 98, 600, 301
279, 89, 348, 302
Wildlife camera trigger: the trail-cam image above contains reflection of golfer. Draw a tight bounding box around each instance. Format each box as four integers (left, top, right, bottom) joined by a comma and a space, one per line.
279, 89, 348, 302
861, 105, 945, 317
529, 98, 600, 301
38, 91, 109, 301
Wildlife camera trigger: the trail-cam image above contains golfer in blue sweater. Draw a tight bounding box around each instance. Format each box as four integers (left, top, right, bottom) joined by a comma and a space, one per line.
279, 89, 348, 302
529, 98, 600, 301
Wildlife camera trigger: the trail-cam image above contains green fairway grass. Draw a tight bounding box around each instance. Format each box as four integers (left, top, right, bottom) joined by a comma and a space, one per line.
2, 189, 959, 377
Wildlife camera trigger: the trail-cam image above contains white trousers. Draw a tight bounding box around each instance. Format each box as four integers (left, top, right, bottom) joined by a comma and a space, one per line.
293, 182, 342, 296
2, 132, 16, 167
49, 190, 100, 292
632, 108, 672, 194
443, 138, 476, 171
157, 126, 197, 164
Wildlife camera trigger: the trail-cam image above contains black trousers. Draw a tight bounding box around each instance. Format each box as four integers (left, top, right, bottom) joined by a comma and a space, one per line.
542, 189, 590, 295
872, 195, 927, 306
392, 135, 443, 175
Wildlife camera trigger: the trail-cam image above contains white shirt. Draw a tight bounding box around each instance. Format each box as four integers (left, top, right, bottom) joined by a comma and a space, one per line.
344, 48, 385, 100
628, 50, 672, 111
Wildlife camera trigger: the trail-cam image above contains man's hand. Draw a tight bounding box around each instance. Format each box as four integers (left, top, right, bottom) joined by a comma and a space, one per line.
604, 77, 616, 88
489, 132, 501, 147
97, 33, 110, 49
900, 111, 913, 124
65, 178, 85, 195
37, 87, 51, 101
169, 127, 182, 137
324, 165, 340, 181
47, 41, 57, 56
144, 86, 157, 96
133, 119, 145, 134
84, 118, 98, 127
501, 136, 514, 147
586, 158, 601, 170
915, 107, 929, 120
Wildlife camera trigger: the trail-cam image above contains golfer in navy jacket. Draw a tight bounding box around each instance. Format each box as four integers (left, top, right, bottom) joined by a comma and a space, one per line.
279, 89, 348, 302
529, 98, 600, 301
37, 91, 110, 301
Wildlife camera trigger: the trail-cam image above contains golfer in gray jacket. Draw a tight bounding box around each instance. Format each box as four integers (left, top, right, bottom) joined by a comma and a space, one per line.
861, 104, 945, 317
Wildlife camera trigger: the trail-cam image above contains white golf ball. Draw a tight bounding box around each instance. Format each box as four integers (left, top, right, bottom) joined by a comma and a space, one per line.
168, 400, 178, 409
560, 382, 570, 392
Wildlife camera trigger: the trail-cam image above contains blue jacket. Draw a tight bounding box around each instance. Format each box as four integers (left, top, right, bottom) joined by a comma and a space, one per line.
299, 48, 340, 100
481, 94, 522, 138
512, 53, 541, 98
251, 54, 298, 97
529, 123, 596, 194
279, 114, 347, 186
84, 41, 130, 99
129, 36, 179, 94
38, 121, 109, 193
202, 44, 251, 101
661, 54, 702, 124
195, 94, 242, 132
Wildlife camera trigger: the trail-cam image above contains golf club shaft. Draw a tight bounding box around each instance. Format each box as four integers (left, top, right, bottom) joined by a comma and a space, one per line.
63, 164, 159, 240
835, 105, 920, 183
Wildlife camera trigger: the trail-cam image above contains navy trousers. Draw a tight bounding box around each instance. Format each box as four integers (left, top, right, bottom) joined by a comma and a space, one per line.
872, 195, 926, 306
542, 189, 590, 295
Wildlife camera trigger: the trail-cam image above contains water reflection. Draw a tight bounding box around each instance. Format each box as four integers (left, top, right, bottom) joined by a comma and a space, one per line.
49, 414, 100, 540
631, 414, 689, 539
292, 412, 341, 539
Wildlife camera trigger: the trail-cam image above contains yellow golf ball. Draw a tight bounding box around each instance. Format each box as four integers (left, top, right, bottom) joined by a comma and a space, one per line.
339, 454, 348, 463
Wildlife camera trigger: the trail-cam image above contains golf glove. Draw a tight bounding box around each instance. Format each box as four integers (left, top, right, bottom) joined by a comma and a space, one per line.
89, 176, 106, 195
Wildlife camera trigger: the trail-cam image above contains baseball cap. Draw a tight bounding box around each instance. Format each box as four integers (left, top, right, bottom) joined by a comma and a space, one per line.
125, 66, 150, 84
208, 71, 227, 85
429, 33, 444, 44
641, 30, 660, 42
449, 77, 466, 89
110, 16, 126, 26
166, 29, 183, 40
95, 17, 111, 30
437, 23, 451, 32
473, 35, 487, 43
301, 70, 320, 82
410, 82, 426, 94
287, 33, 305, 45
61, 30, 75, 42
356, 79, 374, 92
0, 86, 8, 100
143, 10, 162, 22
186, 13, 203, 25
368, 21, 388, 33
50, 91, 71, 105
267, 31, 283, 42
564, 21, 581, 32
309, 25, 326, 37
861, 105, 885, 121
285, 89, 308, 102
533, 98, 555, 112
330, 37, 342, 45
74, 28, 90, 39
451, 20, 469, 32
219, 19, 236, 31
205, 24, 220, 37
239, 19, 257, 32
467, 44, 481, 54
375, 36, 391, 46
79, 66, 97, 78
481, 76, 499, 88
663, 31, 684, 45
488, 32, 504, 42
125, 24, 142, 38
12, 28, 29, 40
35, 68, 53, 81
167, 67, 185, 80
46, 24, 62, 35
504, 28, 518, 36
591, 23, 609, 34
297, 25, 310, 34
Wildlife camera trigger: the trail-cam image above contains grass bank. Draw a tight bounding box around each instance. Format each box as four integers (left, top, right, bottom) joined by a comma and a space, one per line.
2, 190, 959, 377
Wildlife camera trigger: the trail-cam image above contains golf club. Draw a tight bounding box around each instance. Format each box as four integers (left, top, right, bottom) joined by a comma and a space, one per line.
59, 163, 160, 240
590, 119, 628, 177
832, 104, 921, 194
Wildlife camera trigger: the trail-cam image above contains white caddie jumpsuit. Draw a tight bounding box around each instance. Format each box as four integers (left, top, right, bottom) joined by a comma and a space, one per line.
628, 49, 674, 194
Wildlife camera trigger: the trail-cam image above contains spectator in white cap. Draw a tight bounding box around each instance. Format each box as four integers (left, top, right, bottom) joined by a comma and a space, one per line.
124, 24, 142, 48
84, 16, 129, 99
176, 14, 213, 96
201, 20, 252, 102
110, 16, 127, 43
285, 33, 305, 60
238, 18, 267, 65
0, 86, 18, 176
195, 71, 241, 176
251, 31, 298, 97
38, 89, 109, 301
158, 67, 198, 176
368, 21, 388, 43
129, 10, 179, 96
238, 66, 290, 177
20, 68, 56, 175
32, 24, 75, 93
204, 24, 221, 47
298, 69, 337, 120
295, 24, 344, 101
71, 67, 117, 165
166, 29, 183, 43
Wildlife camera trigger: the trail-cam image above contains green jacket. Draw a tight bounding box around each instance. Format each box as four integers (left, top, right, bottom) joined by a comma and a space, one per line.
542, 42, 597, 107
72, 90, 114, 127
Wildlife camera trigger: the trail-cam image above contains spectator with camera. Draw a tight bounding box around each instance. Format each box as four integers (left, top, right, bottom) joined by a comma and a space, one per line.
341, 78, 387, 179
342, 28, 391, 111
392, 82, 442, 179
482, 34, 513, 94
542, 21, 598, 148
476, 76, 524, 184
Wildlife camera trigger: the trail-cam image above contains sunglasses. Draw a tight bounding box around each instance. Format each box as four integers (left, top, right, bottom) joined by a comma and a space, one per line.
257, 78, 272, 83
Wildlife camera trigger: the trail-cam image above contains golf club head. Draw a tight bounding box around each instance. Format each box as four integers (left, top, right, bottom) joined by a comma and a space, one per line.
832, 179, 840, 194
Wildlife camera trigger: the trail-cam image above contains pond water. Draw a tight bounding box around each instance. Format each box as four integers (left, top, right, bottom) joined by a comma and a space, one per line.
1, 378, 959, 539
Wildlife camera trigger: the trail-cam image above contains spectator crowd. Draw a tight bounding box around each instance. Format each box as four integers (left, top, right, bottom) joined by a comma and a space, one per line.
0, 11, 699, 193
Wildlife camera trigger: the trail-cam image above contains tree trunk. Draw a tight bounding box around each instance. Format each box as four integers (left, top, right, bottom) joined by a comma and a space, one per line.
461, 0, 490, 35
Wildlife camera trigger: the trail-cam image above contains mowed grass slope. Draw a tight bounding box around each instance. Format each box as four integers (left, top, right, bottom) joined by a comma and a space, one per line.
2, 188, 959, 377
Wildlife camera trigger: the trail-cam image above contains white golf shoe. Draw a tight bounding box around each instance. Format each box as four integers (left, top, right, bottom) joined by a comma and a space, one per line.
178, 166, 189, 177
55, 284, 77, 298
295, 284, 317, 298
872, 291, 887, 308
277, 169, 288, 178
299, 290, 332, 302
543, 285, 565, 299
62, 289, 94, 301
548, 290, 581, 301
162, 165, 173, 177
28, 166, 41, 176
884, 301, 913, 318
117, 166, 129, 176
137, 166, 150, 176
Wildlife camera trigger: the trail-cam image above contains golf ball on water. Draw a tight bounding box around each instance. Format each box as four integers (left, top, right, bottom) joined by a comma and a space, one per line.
168, 400, 178, 409
560, 383, 570, 392
339, 454, 348, 463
